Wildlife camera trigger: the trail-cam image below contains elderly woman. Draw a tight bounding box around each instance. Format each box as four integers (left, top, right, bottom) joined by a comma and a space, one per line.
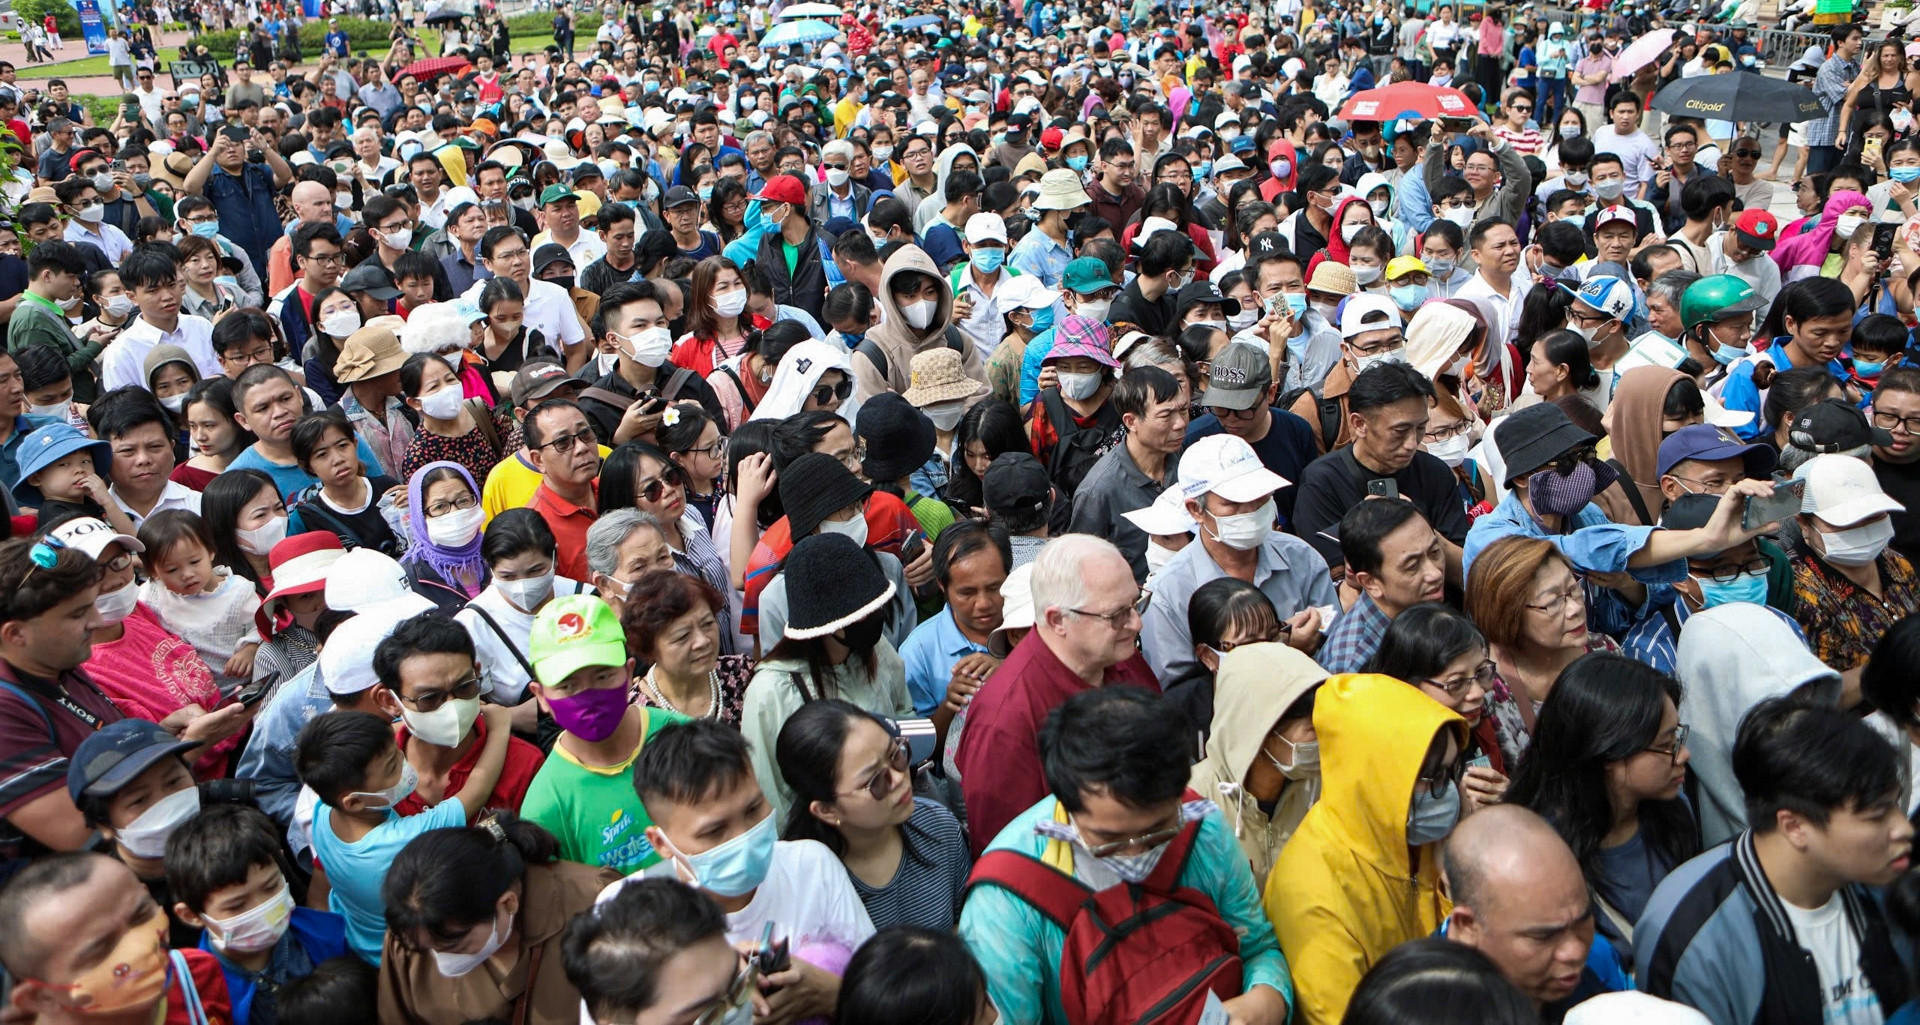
581, 507, 679, 619
1463, 535, 1620, 768
599, 440, 739, 655
619, 568, 753, 726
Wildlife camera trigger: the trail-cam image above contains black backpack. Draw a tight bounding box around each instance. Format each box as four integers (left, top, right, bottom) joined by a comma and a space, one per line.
1279, 385, 1344, 455
1040, 390, 1122, 498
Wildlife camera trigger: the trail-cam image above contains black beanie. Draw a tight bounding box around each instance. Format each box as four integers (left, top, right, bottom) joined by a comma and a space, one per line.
784, 532, 895, 640
779, 451, 875, 540
856, 392, 937, 484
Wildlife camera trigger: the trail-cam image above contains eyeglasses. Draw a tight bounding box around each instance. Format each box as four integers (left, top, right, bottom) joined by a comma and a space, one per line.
221, 343, 275, 365
1415, 756, 1469, 798
1642, 723, 1690, 764
833, 442, 868, 473
1525, 584, 1585, 617
1082, 821, 1181, 858
537, 428, 596, 454
1692, 555, 1769, 583
491, 247, 530, 262
1216, 624, 1290, 653
1424, 421, 1470, 442
1419, 659, 1496, 698
608, 954, 758, 1025
1067, 588, 1152, 628
1873, 410, 1920, 435
425, 493, 478, 518
810, 377, 854, 407
1733, 148, 1763, 159
637, 464, 684, 504
683, 436, 729, 461
1208, 404, 1262, 421
1348, 334, 1406, 356
837, 737, 910, 802
302, 251, 345, 266
399, 674, 482, 713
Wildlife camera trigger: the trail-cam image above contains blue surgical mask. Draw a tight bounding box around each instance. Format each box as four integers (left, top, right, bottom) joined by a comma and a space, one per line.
1698, 569, 1766, 608
675, 812, 777, 897
1406, 778, 1460, 845
1390, 283, 1429, 312
1893, 166, 1920, 184
1193, 161, 1212, 181
1856, 358, 1888, 376
1712, 342, 1746, 366
698, 185, 714, 201
1065, 154, 1089, 171
1283, 292, 1308, 318
192, 221, 221, 239
971, 247, 1006, 274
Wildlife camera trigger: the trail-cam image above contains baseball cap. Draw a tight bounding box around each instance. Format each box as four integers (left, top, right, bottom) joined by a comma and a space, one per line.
1200, 343, 1273, 411
1213, 153, 1247, 176
1176, 434, 1289, 503
340, 261, 401, 300
511, 360, 575, 406
532, 243, 575, 275
529, 594, 629, 686
965, 212, 1008, 245
1655, 423, 1777, 479
983, 452, 1050, 519
1560, 275, 1635, 321
662, 185, 700, 209
988, 563, 1035, 658
1790, 398, 1895, 453
1795, 452, 1905, 527
326, 548, 417, 611
1592, 205, 1638, 233
1339, 294, 1402, 339
47, 516, 142, 562
539, 183, 581, 207
1733, 209, 1779, 252
67, 719, 201, 803
321, 602, 432, 696
1173, 279, 1241, 321
752, 174, 808, 205
1247, 231, 1287, 260
1061, 257, 1114, 295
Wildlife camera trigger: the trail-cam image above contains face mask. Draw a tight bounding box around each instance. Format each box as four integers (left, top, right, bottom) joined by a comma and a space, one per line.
1406, 778, 1461, 845
1228, 307, 1259, 331
1284, 292, 1310, 319
160, 392, 187, 413
1570, 319, 1611, 347
1562, 170, 1588, 189
712, 288, 748, 318
1389, 283, 1429, 312
971, 247, 1006, 274
620, 326, 674, 367
595, 350, 620, 376
203, 883, 295, 955
380, 226, 415, 251
1697, 569, 1766, 608
1341, 222, 1366, 245
825, 167, 851, 187
1425, 431, 1471, 467
334, 190, 353, 210
1528, 458, 1617, 517
94, 579, 138, 624
214, 275, 239, 293
133, 172, 153, 191
1066, 154, 1090, 171
1204, 498, 1274, 551
405, 692, 481, 749
498, 571, 556, 613
28, 400, 69, 419
1076, 298, 1112, 323
1353, 346, 1409, 375
1835, 213, 1867, 240
819, 513, 870, 547
1442, 206, 1474, 229
671, 811, 778, 897
1856, 358, 1888, 377
419, 383, 468, 421
873, 145, 893, 162
1263, 735, 1319, 779
1352, 263, 1383, 286
1194, 163, 1213, 182
100, 292, 138, 318
190, 220, 222, 239
321, 309, 361, 338
426, 504, 484, 548
1270, 158, 1292, 179
237, 514, 289, 556
348, 761, 418, 810
1057, 369, 1106, 401
52, 909, 170, 1014
1145, 539, 1178, 576
433, 907, 514, 978
547, 682, 631, 742
1369, 198, 1390, 218
1817, 516, 1894, 566
925, 403, 966, 431
902, 298, 938, 330
74, 203, 105, 223
1592, 178, 1626, 200
1559, 124, 1582, 140
115, 785, 200, 858
512, 196, 536, 212
89, 172, 115, 194
1891, 166, 1920, 185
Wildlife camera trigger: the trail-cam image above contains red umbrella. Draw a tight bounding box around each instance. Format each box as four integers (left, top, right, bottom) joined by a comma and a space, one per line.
1337, 82, 1482, 122
399, 55, 471, 81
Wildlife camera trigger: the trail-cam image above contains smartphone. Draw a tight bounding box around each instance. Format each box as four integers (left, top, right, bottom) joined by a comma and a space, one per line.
754, 923, 791, 976
1742, 478, 1805, 531
899, 532, 926, 567
1438, 116, 1477, 132
896, 717, 937, 767
1873, 221, 1899, 262
1366, 478, 1400, 500
222, 125, 250, 143
234, 671, 281, 708
108, 159, 126, 174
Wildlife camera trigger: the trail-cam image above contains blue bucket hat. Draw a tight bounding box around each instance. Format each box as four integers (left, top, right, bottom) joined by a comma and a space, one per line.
12, 422, 110, 504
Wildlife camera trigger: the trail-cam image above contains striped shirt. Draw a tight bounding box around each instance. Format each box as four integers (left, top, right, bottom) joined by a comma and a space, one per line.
671, 512, 738, 656
847, 798, 973, 932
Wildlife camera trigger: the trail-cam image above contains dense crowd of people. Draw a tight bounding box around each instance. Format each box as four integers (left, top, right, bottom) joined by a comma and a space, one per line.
0, 0, 1909, 1022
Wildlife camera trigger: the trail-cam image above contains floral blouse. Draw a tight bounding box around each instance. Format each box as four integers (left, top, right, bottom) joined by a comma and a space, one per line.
1485, 633, 1621, 768
631, 654, 754, 728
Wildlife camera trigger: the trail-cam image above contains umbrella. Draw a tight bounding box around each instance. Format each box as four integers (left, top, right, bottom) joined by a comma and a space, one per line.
1337, 81, 1481, 122
896, 13, 943, 29
1610, 28, 1677, 81
1650, 74, 1826, 124
777, 3, 843, 18
399, 55, 471, 80
421, 6, 467, 24
760, 19, 841, 46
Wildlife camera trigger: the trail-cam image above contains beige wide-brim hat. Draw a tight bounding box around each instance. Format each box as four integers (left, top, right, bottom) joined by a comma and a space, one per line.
902, 347, 987, 407
1033, 168, 1093, 211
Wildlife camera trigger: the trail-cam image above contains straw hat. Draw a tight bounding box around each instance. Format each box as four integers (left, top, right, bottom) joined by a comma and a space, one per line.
1307, 262, 1357, 297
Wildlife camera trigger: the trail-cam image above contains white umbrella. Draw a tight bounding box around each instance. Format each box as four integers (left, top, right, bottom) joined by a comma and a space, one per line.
777, 3, 844, 18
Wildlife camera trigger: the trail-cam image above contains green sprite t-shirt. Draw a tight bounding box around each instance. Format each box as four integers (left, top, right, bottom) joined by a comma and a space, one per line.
520, 705, 688, 874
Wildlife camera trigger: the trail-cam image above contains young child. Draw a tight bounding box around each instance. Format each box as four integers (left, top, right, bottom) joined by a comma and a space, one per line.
1850, 312, 1910, 398
138, 508, 266, 691
286, 410, 405, 556
392, 250, 439, 317
295, 706, 512, 964
12, 421, 139, 535
166, 803, 349, 1025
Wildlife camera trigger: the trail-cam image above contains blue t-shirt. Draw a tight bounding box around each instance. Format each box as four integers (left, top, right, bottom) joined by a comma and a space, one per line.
229, 435, 384, 500
312, 798, 466, 963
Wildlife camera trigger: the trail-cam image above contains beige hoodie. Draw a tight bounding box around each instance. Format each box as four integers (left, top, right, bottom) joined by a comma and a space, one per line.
851, 243, 988, 399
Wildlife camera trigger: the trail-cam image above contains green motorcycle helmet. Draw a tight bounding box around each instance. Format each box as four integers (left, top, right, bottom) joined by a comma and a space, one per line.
1679, 274, 1770, 332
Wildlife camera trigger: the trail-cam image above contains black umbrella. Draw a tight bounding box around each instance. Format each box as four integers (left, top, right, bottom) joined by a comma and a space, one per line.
422, 6, 467, 25
1649, 73, 1825, 124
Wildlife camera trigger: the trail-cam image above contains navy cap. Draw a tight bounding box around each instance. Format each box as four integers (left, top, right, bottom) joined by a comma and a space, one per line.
67, 719, 201, 803
1656, 423, 1777, 479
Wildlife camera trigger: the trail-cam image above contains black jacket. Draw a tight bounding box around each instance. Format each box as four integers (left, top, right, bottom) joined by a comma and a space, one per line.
575, 363, 726, 448
756, 224, 829, 322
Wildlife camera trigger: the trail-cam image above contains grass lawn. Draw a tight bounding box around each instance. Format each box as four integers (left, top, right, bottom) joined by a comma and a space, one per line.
17, 26, 569, 85
17, 53, 118, 80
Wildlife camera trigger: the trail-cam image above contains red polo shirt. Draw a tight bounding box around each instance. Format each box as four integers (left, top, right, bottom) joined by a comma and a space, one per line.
954, 630, 1157, 855
394, 714, 546, 818
527, 478, 599, 582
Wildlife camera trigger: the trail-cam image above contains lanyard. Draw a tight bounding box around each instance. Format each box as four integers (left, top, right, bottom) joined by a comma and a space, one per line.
6, 669, 106, 731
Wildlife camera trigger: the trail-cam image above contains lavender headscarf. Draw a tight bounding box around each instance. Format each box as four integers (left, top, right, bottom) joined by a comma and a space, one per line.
404, 460, 488, 597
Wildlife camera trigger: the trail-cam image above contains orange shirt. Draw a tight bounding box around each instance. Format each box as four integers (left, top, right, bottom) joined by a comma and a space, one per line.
527, 478, 598, 582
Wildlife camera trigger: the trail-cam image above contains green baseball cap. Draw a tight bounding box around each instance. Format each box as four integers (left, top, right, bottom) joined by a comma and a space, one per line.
539, 183, 581, 207
1062, 257, 1113, 295
529, 594, 628, 686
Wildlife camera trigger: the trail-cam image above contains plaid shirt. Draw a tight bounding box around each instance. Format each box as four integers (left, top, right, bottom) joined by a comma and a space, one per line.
1807, 54, 1860, 148
1791, 547, 1920, 672
1318, 592, 1391, 674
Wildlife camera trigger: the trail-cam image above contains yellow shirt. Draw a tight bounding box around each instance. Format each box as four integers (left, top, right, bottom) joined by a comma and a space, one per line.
481, 444, 612, 523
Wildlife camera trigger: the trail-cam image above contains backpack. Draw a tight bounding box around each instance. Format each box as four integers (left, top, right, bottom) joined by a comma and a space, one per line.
1039, 390, 1122, 499
965, 819, 1244, 1025
853, 326, 966, 384
1279, 385, 1344, 454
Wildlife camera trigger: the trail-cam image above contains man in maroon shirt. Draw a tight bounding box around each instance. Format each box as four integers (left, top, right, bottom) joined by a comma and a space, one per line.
956, 534, 1158, 855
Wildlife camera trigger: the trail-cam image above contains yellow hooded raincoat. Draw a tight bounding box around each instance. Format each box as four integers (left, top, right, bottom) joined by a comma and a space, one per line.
1262, 673, 1468, 1025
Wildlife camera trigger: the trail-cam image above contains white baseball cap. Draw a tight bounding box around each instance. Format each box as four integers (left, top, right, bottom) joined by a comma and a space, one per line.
1339, 293, 1403, 339
988, 563, 1035, 658
964, 212, 1008, 245
1123, 485, 1198, 535
1176, 434, 1290, 504
996, 275, 1060, 311
325, 548, 416, 612
320, 599, 430, 696
1795, 453, 1905, 527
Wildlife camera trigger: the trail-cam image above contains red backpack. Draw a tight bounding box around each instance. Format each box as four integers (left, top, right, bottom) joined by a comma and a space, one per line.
965, 819, 1244, 1025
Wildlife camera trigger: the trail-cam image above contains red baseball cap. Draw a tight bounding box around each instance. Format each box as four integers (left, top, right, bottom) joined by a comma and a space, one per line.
1733, 208, 1779, 252
1040, 126, 1064, 151
752, 174, 808, 205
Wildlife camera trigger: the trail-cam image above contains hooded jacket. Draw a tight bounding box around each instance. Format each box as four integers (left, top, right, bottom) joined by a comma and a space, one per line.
912, 144, 981, 235
851, 244, 988, 399
1675, 604, 1843, 847
1188, 642, 1328, 890
749, 338, 861, 424
1597, 366, 1688, 527
1264, 673, 1467, 1025
1353, 170, 1413, 254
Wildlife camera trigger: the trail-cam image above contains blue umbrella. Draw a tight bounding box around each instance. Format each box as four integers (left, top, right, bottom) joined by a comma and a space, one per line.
761, 19, 841, 47
896, 14, 943, 29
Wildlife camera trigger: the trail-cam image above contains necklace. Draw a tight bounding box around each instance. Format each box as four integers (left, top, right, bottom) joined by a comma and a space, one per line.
644, 665, 721, 720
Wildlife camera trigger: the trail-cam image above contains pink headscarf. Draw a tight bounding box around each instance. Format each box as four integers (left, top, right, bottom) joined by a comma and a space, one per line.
1772, 190, 1870, 275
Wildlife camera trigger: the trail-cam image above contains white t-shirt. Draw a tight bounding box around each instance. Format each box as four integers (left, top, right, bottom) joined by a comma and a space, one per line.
454, 577, 592, 704
1780, 892, 1885, 1025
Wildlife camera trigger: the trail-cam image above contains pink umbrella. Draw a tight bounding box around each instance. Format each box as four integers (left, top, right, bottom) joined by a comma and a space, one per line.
1611, 28, 1678, 81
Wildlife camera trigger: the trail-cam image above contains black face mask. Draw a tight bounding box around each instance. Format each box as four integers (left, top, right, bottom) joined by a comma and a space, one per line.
548, 274, 576, 290
838, 613, 887, 652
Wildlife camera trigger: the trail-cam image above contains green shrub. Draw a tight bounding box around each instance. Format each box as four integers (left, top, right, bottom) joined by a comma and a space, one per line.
14, 0, 80, 38
181, 16, 391, 61
501, 9, 600, 36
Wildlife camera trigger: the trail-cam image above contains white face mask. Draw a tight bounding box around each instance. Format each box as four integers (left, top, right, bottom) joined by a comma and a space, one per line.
160, 392, 188, 413
27, 401, 69, 419
419, 385, 465, 420
381, 227, 414, 250
433, 907, 514, 978
497, 571, 556, 613
825, 168, 850, 187
1204, 497, 1275, 550
1426, 432, 1470, 467
237, 514, 289, 556
94, 579, 139, 624
1353, 346, 1409, 375
1144, 538, 1179, 577
75, 203, 105, 223
818, 512, 869, 547
1443, 206, 1474, 229
620, 325, 673, 367
1228, 307, 1258, 331
1817, 516, 1893, 566
403, 694, 481, 749
1352, 263, 1383, 286
925, 402, 966, 431
1835, 213, 1868, 240
595, 350, 620, 376
712, 288, 748, 317
203, 882, 296, 955
1057, 369, 1106, 401
1076, 298, 1112, 323
115, 785, 201, 859
1369, 199, 1390, 218
104, 294, 138, 317
902, 298, 939, 330
426, 504, 484, 547
1341, 222, 1366, 245
321, 309, 362, 338
348, 760, 418, 810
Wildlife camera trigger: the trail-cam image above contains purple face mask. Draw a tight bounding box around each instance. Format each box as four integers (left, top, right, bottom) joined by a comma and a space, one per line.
547, 682, 631, 742
1529, 458, 1619, 518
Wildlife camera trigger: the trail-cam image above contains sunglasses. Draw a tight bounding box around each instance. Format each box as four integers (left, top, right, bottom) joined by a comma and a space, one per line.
637, 464, 684, 504
811, 377, 854, 406
1733, 148, 1763, 159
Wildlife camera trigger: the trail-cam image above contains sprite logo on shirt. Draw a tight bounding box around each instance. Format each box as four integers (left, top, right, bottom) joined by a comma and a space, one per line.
600, 808, 657, 869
